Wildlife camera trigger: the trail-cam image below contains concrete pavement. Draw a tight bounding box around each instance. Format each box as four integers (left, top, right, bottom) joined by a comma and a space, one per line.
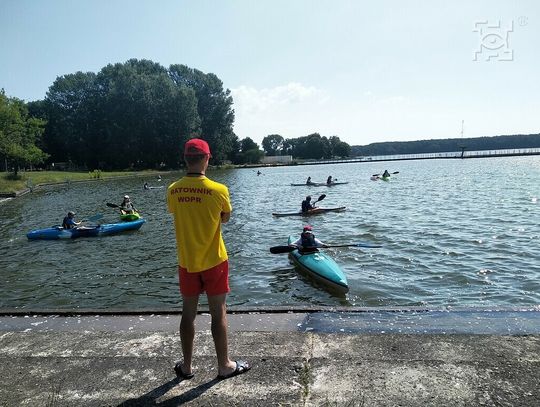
0, 308, 539, 406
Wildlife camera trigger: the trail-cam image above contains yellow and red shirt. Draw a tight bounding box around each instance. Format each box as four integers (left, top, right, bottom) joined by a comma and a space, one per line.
167, 176, 231, 273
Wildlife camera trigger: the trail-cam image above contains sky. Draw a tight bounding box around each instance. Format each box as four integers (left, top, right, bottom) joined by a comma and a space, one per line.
1, 0, 539, 146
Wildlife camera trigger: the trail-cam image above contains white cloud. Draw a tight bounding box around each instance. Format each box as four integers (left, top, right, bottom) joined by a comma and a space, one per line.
231, 82, 325, 114
230, 83, 329, 142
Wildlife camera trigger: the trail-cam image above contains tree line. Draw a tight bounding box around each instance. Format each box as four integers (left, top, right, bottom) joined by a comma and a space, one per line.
1, 58, 353, 173
261, 133, 351, 159
351, 134, 540, 157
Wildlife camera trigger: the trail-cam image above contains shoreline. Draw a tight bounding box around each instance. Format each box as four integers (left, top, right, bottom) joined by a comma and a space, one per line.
1, 310, 538, 405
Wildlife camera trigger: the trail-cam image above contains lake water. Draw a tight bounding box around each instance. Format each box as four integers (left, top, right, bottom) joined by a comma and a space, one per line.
1, 156, 539, 310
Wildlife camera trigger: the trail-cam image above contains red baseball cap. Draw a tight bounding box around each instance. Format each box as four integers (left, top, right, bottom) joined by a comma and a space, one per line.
303, 225, 313, 232
184, 138, 212, 156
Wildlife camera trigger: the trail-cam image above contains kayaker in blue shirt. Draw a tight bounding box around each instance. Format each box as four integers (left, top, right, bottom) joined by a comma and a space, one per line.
291, 226, 326, 251
62, 211, 81, 229
301, 196, 315, 213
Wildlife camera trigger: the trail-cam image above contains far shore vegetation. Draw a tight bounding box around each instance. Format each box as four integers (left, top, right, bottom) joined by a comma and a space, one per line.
1, 58, 539, 191
0, 170, 164, 195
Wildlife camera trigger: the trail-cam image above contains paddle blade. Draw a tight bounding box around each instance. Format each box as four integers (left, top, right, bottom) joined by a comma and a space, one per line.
270, 245, 297, 254
315, 194, 326, 203
106, 202, 119, 208
353, 243, 382, 248
392, 171, 400, 174
372, 173, 380, 177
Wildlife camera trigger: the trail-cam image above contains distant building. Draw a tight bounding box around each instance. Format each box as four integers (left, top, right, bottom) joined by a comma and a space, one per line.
261, 155, 293, 164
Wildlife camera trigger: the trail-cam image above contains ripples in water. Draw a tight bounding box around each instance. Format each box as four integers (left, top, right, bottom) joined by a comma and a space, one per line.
1, 156, 539, 309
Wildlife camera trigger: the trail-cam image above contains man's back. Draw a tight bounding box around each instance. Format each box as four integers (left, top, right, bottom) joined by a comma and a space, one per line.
167, 176, 231, 273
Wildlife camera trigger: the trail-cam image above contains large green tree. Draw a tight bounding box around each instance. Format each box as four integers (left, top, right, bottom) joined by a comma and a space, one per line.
43, 59, 201, 169
262, 134, 284, 156
91, 59, 200, 169
0, 90, 48, 176
234, 137, 263, 164
168, 64, 238, 163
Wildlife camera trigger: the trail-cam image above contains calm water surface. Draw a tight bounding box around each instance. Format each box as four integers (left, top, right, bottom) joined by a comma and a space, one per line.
1, 156, 539, 310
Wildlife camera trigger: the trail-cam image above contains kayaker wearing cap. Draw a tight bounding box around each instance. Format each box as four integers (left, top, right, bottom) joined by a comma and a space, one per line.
62, 211, 81, 229
301, 195, 316, 213
167, 138, 250, 380
291, 225, 326, 252
120, 195, 137, 214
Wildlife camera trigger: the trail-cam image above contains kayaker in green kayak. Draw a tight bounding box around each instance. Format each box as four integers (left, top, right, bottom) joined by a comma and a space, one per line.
290, 225, 326, 252
119, 195, 137, 214
382, 170, 390, 178
62, 211, 82, 229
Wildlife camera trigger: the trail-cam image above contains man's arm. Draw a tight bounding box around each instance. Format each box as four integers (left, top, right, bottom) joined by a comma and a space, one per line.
221, 212, 231, 223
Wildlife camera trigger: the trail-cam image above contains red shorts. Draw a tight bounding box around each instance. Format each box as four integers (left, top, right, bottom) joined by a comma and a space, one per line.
178, 260, 230, 297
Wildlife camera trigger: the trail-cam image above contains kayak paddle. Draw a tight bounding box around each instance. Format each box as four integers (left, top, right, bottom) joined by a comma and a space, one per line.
313, 194, 326, 206
270, 242, 382, 254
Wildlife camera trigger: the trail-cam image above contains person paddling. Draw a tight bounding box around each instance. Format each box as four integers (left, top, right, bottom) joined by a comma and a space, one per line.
144, 182, 149, 190
382, 170, 390, 178
120, 195, 137, 214
306, 176, 313, 185
326, 175, 333, 185
301, 196, 316, 213
62, 211, 81, 229
291, 225, 326, 252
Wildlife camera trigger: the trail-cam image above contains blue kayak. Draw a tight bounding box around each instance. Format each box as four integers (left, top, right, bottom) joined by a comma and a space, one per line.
287, 236, 349, 294
27, 219, 145, 240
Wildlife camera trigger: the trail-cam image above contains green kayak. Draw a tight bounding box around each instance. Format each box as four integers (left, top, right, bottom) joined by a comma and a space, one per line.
120, 211, 141, 222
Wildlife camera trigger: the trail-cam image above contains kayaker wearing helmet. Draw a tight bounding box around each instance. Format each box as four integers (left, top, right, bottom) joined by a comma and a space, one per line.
291, 225, 326, 252
301, 196, 315, 213
62, 211, 81, 229
120, 195, 137, 214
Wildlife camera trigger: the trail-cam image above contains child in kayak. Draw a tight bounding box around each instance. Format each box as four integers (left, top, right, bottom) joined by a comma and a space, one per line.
301, 196, 316, 213
62, 211, 82, 229
120, 195, 137, 214
291, 226, 326, 252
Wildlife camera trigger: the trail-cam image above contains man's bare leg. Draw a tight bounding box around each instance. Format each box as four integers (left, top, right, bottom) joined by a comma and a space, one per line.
178, 295, 199, 374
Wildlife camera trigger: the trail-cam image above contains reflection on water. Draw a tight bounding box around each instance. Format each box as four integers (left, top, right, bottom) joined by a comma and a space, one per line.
1, 155, 539, 309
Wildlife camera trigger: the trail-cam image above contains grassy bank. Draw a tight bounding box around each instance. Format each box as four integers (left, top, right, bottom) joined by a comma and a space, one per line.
0, 170, 164, 195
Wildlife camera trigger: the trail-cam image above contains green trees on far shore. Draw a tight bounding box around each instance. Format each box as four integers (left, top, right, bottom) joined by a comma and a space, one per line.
6, 58, 351, 170
262, 133, 351, 159
0, 90, 48, 176
27, 59, 238, 170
